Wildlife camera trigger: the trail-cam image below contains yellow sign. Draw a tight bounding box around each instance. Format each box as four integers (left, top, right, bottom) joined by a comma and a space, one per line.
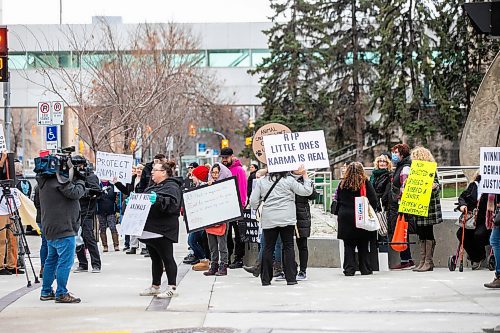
245, 137, 252, 146
398, 160, 437, 217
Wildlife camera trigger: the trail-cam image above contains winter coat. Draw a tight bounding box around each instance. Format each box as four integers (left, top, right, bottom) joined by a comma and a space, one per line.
293, 175, 318, 238
115, 174, 140, 196
136, 161, 153, 193
227, 158, 247, 207
458, 182, 489, 229
247, 170, 257, 200
79, 172, 101, 221
336, 179, 378, 241
142, 177, 183, 243
36, 175, 86, 241
250, 174, 313, 229
97, 182, 117, 216
34, 186, 41, 225
387, 156, 412, 232
369, 169, 391, 211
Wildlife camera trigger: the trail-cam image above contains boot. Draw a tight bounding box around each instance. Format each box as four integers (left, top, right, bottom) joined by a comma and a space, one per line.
203, 262, 219, 276
111, 232, 120, 251
412, 240, 426, 271
100, 231, 108, 252
193, 259, 210, 271
215, 263, 227, 276
484, 275, 500, 289
243, 261, 261, 278
415, 240, 435, 272
273, 262, 283, 278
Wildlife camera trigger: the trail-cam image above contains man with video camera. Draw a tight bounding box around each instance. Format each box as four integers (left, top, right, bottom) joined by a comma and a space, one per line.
36, 150, 86, 303
74, 160, 102, 273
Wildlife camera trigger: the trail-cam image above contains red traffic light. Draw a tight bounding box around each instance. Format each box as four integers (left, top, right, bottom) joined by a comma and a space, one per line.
0, 27, 7, 55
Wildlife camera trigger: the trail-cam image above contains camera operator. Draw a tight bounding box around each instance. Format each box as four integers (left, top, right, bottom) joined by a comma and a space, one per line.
0, 181, 22, 276
73, 160, 102, 273
37, 157, 85, 303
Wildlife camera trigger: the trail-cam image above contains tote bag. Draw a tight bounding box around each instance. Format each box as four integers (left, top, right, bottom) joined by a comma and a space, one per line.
354, 184, 380, 232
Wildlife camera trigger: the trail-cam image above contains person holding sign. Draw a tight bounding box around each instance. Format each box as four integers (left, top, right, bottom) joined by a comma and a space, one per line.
138, 161, 183, 299
408, 147, 443, 272
250, 165, 313, 286
335, 162, 378, 276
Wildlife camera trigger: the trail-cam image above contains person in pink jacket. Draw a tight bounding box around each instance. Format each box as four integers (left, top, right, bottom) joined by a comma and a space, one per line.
220, 147, 248, 268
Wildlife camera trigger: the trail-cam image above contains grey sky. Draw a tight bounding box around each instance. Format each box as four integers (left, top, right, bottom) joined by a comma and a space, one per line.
3, 0, 273, 24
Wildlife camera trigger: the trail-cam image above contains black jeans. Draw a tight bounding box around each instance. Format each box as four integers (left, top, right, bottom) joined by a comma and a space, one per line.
141, 237, 177, 286
343, 239, 372, 275
295, 237, 308, 273
417, 225, 435, 240
261, 225, 296, 284
76, 217, 101, 269
227, 222, 245, 261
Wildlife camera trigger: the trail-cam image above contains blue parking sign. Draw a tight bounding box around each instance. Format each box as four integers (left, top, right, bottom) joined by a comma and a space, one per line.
46, 126, 58, 150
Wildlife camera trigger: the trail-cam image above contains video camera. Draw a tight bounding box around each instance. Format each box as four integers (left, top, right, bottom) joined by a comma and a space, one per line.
33, 146, 88, 179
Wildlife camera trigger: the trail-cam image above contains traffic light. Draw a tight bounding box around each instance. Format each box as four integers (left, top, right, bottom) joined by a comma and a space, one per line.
221, 139, 229, 149
129, 139, 137, 151
0, 27, 8, 83
189, 124, 196, 137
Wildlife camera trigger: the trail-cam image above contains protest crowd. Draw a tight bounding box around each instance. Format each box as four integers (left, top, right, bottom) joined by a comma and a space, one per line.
0, 133, 499, 304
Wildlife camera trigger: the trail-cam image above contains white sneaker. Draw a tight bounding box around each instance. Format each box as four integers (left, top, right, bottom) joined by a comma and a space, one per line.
157, 286, 177, 299
139, 286, 161, 296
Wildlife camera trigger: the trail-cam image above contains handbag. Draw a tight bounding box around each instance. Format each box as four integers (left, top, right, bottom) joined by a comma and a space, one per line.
205, 223, 227, 236
391, 214, 408, 252
354, 183, 380, 232
455, 204, 478, 230
255, 176, 281, 222
376, 199, 388, 236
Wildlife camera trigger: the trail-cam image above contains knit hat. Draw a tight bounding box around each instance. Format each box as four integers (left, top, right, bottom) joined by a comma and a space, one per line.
192, 165, 209, 182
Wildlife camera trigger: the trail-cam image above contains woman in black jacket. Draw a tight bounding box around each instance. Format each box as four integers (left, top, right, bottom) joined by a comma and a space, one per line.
457, 174, 491, 269
370, 154, 392, 211
335, 162, 378, 276
138, 161, 183, 298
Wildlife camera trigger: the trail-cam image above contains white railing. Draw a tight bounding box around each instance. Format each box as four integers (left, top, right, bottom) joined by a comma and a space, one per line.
308, 171, 333, 213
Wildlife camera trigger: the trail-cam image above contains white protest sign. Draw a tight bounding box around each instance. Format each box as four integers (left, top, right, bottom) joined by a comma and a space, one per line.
263, 130, 330, 172
183, 177, 242, 232
119, 193, 152, 236
480, 147, 500, 194
0, 125, 6, 151
95, 151, 134, 183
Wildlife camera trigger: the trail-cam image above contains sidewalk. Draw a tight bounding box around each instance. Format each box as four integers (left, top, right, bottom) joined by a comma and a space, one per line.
0, 221, 499, 333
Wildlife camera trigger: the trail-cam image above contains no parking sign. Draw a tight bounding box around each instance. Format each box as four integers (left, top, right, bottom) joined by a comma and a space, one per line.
37, 102, 51, 125
51, 101, 64, 125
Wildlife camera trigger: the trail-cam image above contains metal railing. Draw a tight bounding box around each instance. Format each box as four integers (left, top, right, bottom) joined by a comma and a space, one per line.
308, 171, 333, 213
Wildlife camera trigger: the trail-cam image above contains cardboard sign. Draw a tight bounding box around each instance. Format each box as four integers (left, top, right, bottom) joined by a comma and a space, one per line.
95, 151, 134, 183
398, 160, 437, 217
480, 147, 500, 194
183, 177, 243, 233
0, 125, 6, 151
252, 123, 291, 164
263, 130, 330, 172
120, 193, 152, 236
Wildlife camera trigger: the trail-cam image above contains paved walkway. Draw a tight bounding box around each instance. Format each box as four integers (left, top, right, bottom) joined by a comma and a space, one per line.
0, 219, 499, 333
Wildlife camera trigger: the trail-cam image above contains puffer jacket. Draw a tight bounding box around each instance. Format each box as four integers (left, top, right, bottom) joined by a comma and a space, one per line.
293, 174, 318, 238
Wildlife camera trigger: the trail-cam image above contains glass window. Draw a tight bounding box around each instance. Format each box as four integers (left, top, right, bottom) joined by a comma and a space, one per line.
27, 52, 59, 68
208, 49, 250, 67
251, 49, 271, 67
8, 53, 28, 70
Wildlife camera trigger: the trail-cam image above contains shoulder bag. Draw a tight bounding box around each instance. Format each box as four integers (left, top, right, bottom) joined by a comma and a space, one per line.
255, 176, 281, 222
354, 183, 380, 232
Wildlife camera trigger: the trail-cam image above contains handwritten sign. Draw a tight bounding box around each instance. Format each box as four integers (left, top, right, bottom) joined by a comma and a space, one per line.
242, 209, 259, 243
399, 160, 437, 217
480, 147, 500, 194
119, 193, 152, 236
95, 151, 134, 183
263, 130, 329, 172
183, 177, 243, 233
0, 125, 6, 151
252, 123, 291, 164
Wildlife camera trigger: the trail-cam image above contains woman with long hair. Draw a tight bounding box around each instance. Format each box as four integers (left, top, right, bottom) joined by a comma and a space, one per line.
335, 162, 378, 276
410, 147, 443, 272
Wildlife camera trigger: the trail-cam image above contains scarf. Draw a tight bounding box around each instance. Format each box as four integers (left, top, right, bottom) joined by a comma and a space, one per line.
486, 193, 496, 229
369, 168, 389, 184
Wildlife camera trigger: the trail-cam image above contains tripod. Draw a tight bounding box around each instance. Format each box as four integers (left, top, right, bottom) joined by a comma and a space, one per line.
0, 181, 40, 287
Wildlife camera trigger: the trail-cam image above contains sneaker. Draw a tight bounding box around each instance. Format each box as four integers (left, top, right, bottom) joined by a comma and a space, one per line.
122, 246, 130, 251
157, 286, 177, 299
73, 266, 88, 273
185, 258, 200, 265
40, 292, 55, 301
140, 248, 149, 255
55, 293, 81, 303
229, 260, 243, 269
140, 286, 161, 296
0, 269, 12, 275
484, 276, 500, 289
296, 271, 308, 281
7, 268, 25, 274
192, 259, 210, 271
91, 267, 101, 273
183, 253, 195, 263
390, 260, 415, 270
274, 272, 286, 281
126, 248, 137, 255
